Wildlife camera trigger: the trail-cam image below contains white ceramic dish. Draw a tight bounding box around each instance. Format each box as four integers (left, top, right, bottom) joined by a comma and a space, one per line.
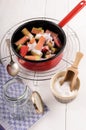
50, 71, 80, 103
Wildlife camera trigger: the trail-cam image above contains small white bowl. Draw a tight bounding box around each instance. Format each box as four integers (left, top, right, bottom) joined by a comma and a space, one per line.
50, 71, 80, 103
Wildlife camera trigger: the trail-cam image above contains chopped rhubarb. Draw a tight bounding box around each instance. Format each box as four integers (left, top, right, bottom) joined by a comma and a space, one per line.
35, 36, 46, 50
45, 29, 58, 38
15, 36, 29, 46
15, 27, 62, 61
51, 47, 57, 54
19, 45, 28, 57
24, 55, 40, 60
22, 28, 33, 39
53, 36, 61, 48
31, 27, 44, 34
46, 41, 54, 49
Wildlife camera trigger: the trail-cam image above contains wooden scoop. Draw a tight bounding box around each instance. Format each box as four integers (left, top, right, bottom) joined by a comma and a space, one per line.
59, 52, 83, 91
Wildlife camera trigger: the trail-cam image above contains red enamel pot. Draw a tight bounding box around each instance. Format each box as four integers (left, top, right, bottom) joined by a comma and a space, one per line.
11, 1, 86, 71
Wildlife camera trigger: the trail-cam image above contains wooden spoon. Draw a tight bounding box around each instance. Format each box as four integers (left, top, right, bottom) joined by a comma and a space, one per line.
59, 52, 83, 91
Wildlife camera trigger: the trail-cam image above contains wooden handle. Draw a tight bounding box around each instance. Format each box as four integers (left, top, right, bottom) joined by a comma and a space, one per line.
72, 52, 83, 68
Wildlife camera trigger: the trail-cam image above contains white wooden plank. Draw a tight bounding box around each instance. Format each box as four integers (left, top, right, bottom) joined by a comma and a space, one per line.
64, 1, 86, 129
66, 56, 86, 130
0, 0, 46, 39
44, 0, 69, 21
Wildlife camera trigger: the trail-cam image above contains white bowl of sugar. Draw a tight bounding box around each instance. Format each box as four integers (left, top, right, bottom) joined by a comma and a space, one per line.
50, 71, 80, 103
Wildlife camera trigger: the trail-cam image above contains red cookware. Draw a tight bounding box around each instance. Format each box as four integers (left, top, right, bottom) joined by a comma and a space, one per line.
11, 1, 86, 71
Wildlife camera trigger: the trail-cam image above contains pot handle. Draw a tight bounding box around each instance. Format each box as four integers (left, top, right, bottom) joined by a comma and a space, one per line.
58, 0, 86, 28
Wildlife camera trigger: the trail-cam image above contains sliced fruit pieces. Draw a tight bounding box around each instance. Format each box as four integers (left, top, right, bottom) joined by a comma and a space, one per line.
19, 45, 28, 57
24, 55, 40, 60
46, 41, 54, 49
53, 36, 61, 48
45, 29, 58, 38
21, 28, 33, 39
31, 27, 44, 34
35, 36, 46, 50
16, 44, 22, 52
15, 36, 29, 46
51, 47, 58, 54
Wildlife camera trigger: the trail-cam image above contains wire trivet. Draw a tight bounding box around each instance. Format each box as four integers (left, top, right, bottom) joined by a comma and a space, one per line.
0, 17, 80, 81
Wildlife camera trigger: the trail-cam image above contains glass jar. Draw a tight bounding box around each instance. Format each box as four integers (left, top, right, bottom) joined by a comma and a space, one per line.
3, 77, 34, 119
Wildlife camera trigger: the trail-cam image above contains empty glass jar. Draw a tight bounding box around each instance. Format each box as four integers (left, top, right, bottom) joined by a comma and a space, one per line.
3, 77, 34, 119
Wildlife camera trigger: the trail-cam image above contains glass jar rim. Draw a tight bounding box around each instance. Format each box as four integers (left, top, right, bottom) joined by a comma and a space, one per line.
3, 77, 28, 101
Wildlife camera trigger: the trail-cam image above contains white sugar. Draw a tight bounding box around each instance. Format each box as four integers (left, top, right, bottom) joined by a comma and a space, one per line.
54, 77, 77, 97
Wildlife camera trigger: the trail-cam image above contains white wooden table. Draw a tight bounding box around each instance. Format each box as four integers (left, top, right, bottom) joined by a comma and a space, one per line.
0, 0, 86, 130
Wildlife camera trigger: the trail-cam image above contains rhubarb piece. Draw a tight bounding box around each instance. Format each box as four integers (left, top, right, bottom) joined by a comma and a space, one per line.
31, 27, 44, 34
15, 36, 29, 46
16, 44, 22, 52
21, 28, 33, 39
45, 29, 58, 38
46, 41, 54, 49
51, 47, 58, 54
53, 36, 61, 48
35, 36, 46, 50
19, 45, 28, 57
24, 55, 40, 60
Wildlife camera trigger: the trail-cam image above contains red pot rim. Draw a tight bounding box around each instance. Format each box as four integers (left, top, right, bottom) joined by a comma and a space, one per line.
11, 19, 66, 63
